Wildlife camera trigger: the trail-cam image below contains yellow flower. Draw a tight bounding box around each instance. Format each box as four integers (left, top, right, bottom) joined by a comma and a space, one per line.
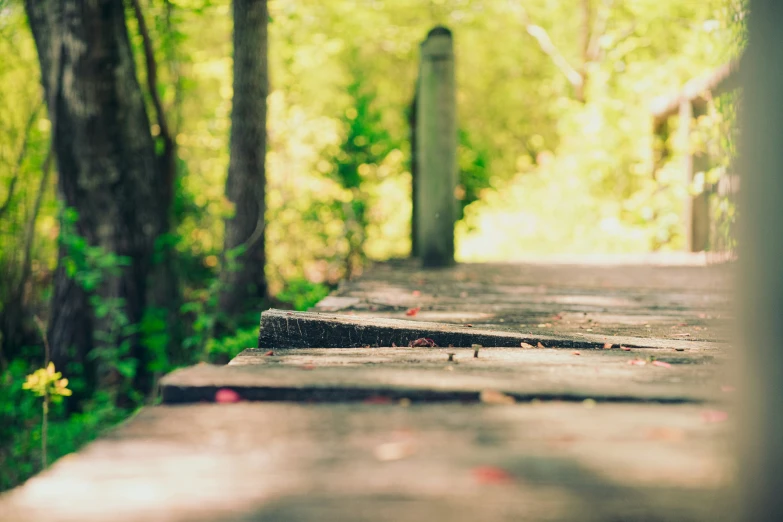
22, 363, 72, 399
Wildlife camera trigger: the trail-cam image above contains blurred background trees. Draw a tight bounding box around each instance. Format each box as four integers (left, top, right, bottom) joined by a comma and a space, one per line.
0, 0, 742, 490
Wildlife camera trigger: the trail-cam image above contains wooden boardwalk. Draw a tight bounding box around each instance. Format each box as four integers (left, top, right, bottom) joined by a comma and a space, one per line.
0, 256, 735, 521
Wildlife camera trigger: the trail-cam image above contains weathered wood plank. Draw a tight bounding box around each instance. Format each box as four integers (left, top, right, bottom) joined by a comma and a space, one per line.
257, 309, 725, 351
160, 347, 726, 405
0, 257, 735, 522
0, 402, 732, 522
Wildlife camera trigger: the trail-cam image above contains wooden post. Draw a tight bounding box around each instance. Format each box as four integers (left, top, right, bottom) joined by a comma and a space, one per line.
415, 26, 456, 267
409, 89, 419, 257
679, 99, 710, 252
692, 104, 711, 252
738, 2, 783, 520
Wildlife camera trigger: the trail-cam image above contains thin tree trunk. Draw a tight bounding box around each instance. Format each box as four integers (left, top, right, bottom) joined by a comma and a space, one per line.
25, 0, 164, 399
218, 0, 269, 325
130, 0, 183, 365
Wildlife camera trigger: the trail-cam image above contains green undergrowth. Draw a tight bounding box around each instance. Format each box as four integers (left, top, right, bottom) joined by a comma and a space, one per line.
0, 359, 128, 491
0, 318, 306, 492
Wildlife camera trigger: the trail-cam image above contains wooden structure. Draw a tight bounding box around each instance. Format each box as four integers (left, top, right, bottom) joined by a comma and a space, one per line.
411, 27, 457, 267
737, 2, 783, 520
0, 255, 734, 521
650, 59, 741, 252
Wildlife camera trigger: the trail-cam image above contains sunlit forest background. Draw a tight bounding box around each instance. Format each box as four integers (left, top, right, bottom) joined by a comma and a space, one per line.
0, 0, 743, 490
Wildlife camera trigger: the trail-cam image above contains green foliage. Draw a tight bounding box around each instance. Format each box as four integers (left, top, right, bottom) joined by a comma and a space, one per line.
455, 0, 740, 259
1, 358, 125, 491
206, 327, 258, 361
276, 277, 331, 312
60, 208, 141, 399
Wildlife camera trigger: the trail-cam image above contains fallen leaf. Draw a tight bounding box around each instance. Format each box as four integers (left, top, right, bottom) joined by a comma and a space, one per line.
412, 290, 421, 297
701, 410, 728, 423
264, 350, 274, 356
472, 466, 515, 484
215, 388, 241, 403
628, 359, 646, 366
480, 389, 515, 405
720, 385, 736, 393
405, 307, 421, 317
652, 360, 672, 368
520, 342, 535, 349
465, 324, 473, 327
603, 343, 613, 350
537, 342, 545, 349
409, 337, 437, 347
620, 346, 631, 351
572, 351, 581, 356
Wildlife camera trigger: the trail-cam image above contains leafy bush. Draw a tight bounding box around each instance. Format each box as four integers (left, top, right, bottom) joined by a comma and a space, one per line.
276, 278, 331, 311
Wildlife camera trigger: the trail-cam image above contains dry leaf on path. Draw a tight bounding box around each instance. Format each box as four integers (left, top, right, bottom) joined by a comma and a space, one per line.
409, 337, 437, 347
701, 410, 728, 423
215, 388, 241, 404
472, 466, 515, 484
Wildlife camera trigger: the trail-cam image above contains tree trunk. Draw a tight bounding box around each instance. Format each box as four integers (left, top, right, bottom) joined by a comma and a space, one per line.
218, 0, 268, 325
25, 0, 164, 399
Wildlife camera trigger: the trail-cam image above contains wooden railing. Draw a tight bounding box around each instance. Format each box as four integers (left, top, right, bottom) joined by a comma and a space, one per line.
651, 58, 741, 253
